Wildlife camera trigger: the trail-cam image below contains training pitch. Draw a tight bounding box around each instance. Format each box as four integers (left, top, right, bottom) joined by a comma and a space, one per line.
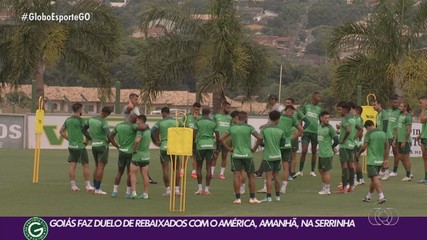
1, 149, 426, 216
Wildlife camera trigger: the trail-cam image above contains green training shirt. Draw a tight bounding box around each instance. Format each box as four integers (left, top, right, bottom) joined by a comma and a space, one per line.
195, 117, 217, 150
301, 103, 322, 133
214, 113, 232, 136
422, 110, 427, 139
364, 128, 387, 166
152, 117, 183, 151
112, 122, 137, 154
278, 114, 299, 149
260, 125, 284, 161
88, 116, 109, 147
63, 116, 87, 149
397, 113, 412, 142
387, 108, 400, 139
339, 113, 356, 149
376, 109, 389, 133
291, 110, 304, 131
226, 123, 256, 159
318, 124, 337, 158
132, 129, 151, 162
184, 113, 198, 129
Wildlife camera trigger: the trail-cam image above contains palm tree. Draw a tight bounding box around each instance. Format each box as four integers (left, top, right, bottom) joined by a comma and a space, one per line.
327, 0, 427, 103
137, 0, 268, 113
0, 0, 120, 105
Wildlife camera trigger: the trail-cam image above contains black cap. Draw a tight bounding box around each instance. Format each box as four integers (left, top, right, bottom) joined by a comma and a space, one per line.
268, 94, 278, 100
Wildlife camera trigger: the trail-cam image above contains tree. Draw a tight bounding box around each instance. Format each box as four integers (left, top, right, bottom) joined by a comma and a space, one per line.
0, 0, 120, 104
137, 0, 268, 113
328, 0, 427, 103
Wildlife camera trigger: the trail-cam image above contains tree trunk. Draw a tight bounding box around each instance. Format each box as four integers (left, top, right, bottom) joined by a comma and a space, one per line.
35, 61, 45, 109
212, 85, 226, 114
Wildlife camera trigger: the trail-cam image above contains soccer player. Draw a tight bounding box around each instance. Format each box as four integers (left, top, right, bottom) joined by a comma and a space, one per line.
352, 106, 365, 184
258, 110, 285, 202
388, 95, 401, 176
417, 96, 427, 184
317, 111, 339, 195
151, 107, 183, 196
285, 97, 304, 180
277, 105, 303, 193
357, 120, 388, 204
337, 102, 358, 192
59, 103, 94, 192
130, 114, 151, 199
229, 110, 247, 195
88, 106, 113, 195
185, 102, 201, 179
393, 102, 413, 181
373, 100, 390, 180
295, 91, 322, 177
220, 111, 263, 204
212, 102, 232, 179
193, 107, 219, 195
108, 113, 141, 198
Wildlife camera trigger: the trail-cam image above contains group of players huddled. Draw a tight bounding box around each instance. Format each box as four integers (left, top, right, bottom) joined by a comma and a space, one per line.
58, 92, 427, 204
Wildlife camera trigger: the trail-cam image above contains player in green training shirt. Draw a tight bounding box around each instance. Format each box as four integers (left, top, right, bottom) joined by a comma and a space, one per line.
296, 91, 322, 177
373, 100, 391, 180
352, 105, 365, 184
388, 95, 401, 176
417, 96, 427, 183
317, 111, 339, 195
184, 102, 201, 179
129, 114, 152, 200
258, 110, 285, 202
212, 102, 232, 179
286, 98, 305, 180
193, 107, 219, 195
357, 120, 388, 204
220, 111, 263, 204
151, 107, 184, 196
88, 106, 113, 195
393, 102, 413, 181
59, 103, 94, 192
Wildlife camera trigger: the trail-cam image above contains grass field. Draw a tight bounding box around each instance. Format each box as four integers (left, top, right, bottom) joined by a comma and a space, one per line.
1, 149, 426, 216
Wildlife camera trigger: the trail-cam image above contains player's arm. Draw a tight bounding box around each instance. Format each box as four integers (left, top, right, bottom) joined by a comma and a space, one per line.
402, 122, 411, 146
214, 131, 220, 151
219, 132, 232, 152
420, 105, 427, 123
382, 119, 389, 133
302, 117, 310, 130
355, 125, 363, 140
81, 124, 92, 141
357, 142, 368, 158
59, 125, 68, 141
133, 135, 142, 154
108, 132, 119, 149
151, 127, 161, 147
332, 136, 340, 149
384, 139, 390, 162
340, 124, 350, 144
291, 123, 304, 140
251, 131, 263, 152
124, 100, 134, 114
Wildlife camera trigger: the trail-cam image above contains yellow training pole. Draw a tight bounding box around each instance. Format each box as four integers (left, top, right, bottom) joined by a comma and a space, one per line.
33, 97, 44, 183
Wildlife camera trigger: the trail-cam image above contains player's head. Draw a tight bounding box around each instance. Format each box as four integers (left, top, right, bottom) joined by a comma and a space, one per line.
390, 95, 400, 109
129, 93, 139, 106
312, 91, 321, 104
222, 102, 231, 114
201, 107, 210, 116
364, 120, 375, 130
101, 106, 113, 118
339, 102, 351, 116
230, 110, 240, 124
284, 105, 295, 116
136, 114, 147, 124
161, 106, 170, 118
269, 110, 280, 123
192, 102, 201, 116
128, 113, 138, 123
418, 96, 427, 108
373, 100, 383, 112
400, 102, 411, 113
72, 103, 83, 115
319, 111, 330, 125
238, 111, 248, 123
354, 106, 363, 115
268, 94, 278, 105
336, 101, 346, 113
284, 97, 295, 107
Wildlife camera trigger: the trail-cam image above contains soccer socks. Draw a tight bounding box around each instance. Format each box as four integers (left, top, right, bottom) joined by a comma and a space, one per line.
220, 167, 225, 175
342, 169, 349, 188
393, 167, 398, 173
175, 186, 180, 193
378, 192, 384, 200
126, 187, 132, 195
311, 161, 316, 172
204, 186, 209, 192
249, 193, 255, 199
366, 192, 372, 199
348, 168, 355, 186
191, 169, 196, 174
113, 185, 119, 193
93, 180, 100, 190
85, 181, 91, 188
198, 184, 203, 191
356, 171, 363, 181
406, 171, 411, 178
266, 193, 272, 198
70, 180, 77, 188
325, 184, 330, 192
235, 193, 241, 199
211, 166, 215, 176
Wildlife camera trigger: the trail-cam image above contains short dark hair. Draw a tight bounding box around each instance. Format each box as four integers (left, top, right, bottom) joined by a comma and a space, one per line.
418, 96, 427, 100
230, 110, 240, 118
269, 110, 280, 121
374, 99, 383, 106
313, 91, 320, 96
101, 106, 113, 114
336, 101, 346, 108
355, 106, 363, 114
72, 103, 83, 113
391, 95, 399, 101
286, 98, 295, 104
202, 107, 210, 115
222, 102, 231, 107
348, 102, 356, 109
238, 111, 248, 121
285, 105, 295, 111
129, 93, 138, 99
341, 102, 351, 111
320, 111, 329, 118
161, 106, 170, 113
193, 102, 201, 108
364, 120, 375, 128
268, 94, 278, 100
137, 114, 147, 123
402, 102, 411, 112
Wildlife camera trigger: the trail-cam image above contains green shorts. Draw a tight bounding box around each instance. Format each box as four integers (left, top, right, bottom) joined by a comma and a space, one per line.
131, 161, 149, 168
397, 142, 411, 154
339, 148, 353, 163
262, 160, 281, 173
68, 148, 89, 164
218, 136, 231, 152
353, 147, 360, 160
367, 165, 381, 178
160, 150, 179, 163
421, 138, 427, 150
302, 132, 318, 145
281, 149, 291, 162
291, 138, 299, 152
92, 146, 109, 164
318, 157, 332, 171
231, 158, 255, 173
196, 149, 214, 161
118, 151, 132, 169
